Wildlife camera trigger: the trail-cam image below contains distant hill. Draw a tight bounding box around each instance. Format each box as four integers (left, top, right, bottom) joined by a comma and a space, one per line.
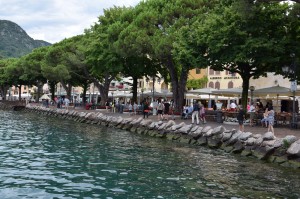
0, 20, 51, 58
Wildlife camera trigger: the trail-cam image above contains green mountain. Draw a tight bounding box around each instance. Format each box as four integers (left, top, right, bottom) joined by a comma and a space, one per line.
0, 20, 51, 58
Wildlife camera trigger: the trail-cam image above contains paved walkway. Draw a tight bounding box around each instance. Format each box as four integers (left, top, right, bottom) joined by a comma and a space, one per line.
74, 107, 300, 139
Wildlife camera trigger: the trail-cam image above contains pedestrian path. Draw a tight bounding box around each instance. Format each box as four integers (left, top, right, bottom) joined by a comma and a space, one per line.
86, 108, 299, 139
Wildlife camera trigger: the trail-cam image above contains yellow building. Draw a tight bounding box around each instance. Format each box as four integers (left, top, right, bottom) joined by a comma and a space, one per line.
188, 67, 243, 89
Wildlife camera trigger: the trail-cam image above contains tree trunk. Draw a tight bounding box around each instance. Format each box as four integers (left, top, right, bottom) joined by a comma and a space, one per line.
82, 83, 88, 105
239, 66, 251, 110
18, 85, 22, 101
93, 73, 114, 106
165, 55, 188, 112
0, 85, 8, 101
132, 77, 138, 104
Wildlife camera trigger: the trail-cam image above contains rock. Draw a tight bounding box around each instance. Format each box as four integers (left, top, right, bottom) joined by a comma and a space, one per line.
140, 119, 153, 127
211, 126, 226, 136
282, 135, 298, 146
207, 134, 223, 148
189, 127, 203, 139
201, 126, 212, 134
287, 139, 300, 157
244, 137, 256, 146
203, 129, 213, 137
232, 140, 245, 153
252, 146, 275, 160
238, 132, 252, 141
197, 136, 207, 146
261, 139, 277, 147
177, 124, 193, 134
169, 122, 185, 131
130, 117, 143, 125
190, 125, 200, 133
221, 130, 234, 142
262, 132, 276, 140
158, 123, 168, 131
223, 131, 242, 146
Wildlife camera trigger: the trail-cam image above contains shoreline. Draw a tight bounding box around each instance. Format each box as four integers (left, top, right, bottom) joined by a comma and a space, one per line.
10, 104, 300, 169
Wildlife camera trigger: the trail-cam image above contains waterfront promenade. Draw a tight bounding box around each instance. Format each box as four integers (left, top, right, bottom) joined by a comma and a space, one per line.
72, 106, 299, 139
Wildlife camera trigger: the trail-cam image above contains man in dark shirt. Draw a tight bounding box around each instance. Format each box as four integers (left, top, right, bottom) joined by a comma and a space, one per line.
237, 106, 246, 132
163, 100, 170, 120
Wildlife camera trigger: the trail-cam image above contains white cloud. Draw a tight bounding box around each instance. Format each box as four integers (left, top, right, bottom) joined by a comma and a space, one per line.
0, 0, 141, 43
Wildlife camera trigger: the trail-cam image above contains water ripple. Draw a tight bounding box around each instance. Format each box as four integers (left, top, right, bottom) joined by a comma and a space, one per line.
0, 111, 299, 198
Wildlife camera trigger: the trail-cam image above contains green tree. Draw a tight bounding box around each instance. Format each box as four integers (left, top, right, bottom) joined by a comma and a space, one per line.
196, 0, 291, 108
118, 0, 215, 111
85, 6, 129, 105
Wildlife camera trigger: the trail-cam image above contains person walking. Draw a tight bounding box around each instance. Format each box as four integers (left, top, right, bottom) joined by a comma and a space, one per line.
143, 101, 150, 118
105, 100, 110, 112
157, 101, 164, 120
248, 102, 256, 126
133, 102, 138, 115
128, 103, 133, 115
64, 97, 70, 110
237, 105, 246, 132
191, 101, 200, 125
199, 102, 206, 124
267, 106, 275, 135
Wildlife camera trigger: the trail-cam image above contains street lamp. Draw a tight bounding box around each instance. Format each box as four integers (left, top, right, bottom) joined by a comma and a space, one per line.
249, 86, 255, 104
282, 53, 297, 128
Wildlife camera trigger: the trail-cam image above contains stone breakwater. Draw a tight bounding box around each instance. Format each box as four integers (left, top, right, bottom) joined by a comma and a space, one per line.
24, 106, 300, 169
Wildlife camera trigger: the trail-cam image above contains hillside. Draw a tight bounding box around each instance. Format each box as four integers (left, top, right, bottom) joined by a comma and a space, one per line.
0, 20, 51, 58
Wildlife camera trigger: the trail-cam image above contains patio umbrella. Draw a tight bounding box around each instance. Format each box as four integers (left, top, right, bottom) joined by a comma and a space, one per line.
253, 85, 292, 97
187, 88, 217, 95
212, 88, 246, 97
254, 85, 295, 112
187, 88, 218, 108
40, 94, 50, 100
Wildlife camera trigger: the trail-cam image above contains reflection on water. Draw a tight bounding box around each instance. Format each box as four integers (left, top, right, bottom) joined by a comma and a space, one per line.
0, 110, 299, 199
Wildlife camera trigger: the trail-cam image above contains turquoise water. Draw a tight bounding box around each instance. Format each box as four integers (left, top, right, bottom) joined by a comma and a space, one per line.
0, 110, 299, 199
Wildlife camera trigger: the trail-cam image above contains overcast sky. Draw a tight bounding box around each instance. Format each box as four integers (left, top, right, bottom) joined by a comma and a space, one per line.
0, 0, 141, 44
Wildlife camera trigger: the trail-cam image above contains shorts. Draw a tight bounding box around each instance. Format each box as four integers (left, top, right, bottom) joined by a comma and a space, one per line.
200, 113, 205, 118
238, 120, 244, 125
158, 110, 163, 114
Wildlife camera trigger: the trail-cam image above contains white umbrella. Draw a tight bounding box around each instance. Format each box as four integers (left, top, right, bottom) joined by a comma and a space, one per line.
253, 85, 292, 97
187, 88, 217, 95
40, 94, 50, 100
212, 88, 246, 97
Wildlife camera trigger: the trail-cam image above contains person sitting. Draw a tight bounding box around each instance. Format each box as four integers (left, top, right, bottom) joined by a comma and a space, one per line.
261, 108, 269, 127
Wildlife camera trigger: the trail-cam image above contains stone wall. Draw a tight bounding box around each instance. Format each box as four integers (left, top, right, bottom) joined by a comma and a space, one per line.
24, 106, 300, 169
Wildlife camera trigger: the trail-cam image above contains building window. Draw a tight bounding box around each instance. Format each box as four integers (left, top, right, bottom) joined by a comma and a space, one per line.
230, 72, 236, 77
209, 82, 214, 88
228, 81, 234, 88
215, 71, 221, 75
215, 82, 220, 89
209, 69, 214, 75
24, 86, 27, 90
196, 68, 201, 74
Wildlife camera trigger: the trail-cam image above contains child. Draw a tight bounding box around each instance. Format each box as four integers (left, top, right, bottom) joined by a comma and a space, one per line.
237, 106, 246, 132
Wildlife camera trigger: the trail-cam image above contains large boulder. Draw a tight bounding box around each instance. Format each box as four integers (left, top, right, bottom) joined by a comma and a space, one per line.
177, 124, 193, 134
287, 139, 300, 157
221, 130, 234, 142
189, 127, 203, 139
238, 132, 252, 141
262, 132, 276, 141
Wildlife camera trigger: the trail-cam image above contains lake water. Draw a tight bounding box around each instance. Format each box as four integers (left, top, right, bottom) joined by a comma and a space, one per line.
0, 110, 299, 199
